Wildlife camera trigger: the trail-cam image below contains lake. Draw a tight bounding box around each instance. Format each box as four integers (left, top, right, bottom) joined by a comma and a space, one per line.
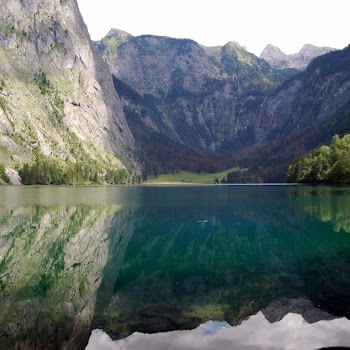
0, 185, 350, 349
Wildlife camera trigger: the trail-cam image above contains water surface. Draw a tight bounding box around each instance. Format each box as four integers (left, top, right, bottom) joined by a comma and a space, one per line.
0, 185, 350, 349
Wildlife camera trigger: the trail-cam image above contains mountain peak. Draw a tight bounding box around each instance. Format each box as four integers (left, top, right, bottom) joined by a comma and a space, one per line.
260, 43, 336, 69
97, 29, 133, 54
225, 41, 246, 51
298, 43, 335, 56
260, 44, 289, 68
300, 43, 317, 51
105, 28, 132, 40
262, 44, 286, 55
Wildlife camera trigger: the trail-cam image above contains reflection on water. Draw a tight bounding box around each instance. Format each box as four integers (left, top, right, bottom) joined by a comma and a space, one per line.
0, 205, 127, 349
0, 187, 135, 350
0, 186, 350, 349
298, 186, 350, 233
86, 312, 350, 350
95, 186, 350, 338
0, 185, 141, 207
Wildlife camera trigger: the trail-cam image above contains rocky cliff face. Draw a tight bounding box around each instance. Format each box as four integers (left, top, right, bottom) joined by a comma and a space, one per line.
0, 0, 135, 169
260, 43, 336, 69
100, 31, 217, 96
97, 29, 294, 152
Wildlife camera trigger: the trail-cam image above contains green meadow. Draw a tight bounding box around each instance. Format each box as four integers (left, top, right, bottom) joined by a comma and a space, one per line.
145, 167, 242, 184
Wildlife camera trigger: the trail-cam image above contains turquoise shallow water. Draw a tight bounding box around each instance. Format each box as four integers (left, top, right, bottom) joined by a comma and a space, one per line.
0, 185, 350, 349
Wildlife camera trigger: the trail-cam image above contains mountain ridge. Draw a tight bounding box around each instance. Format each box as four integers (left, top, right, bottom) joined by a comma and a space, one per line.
96, 29, 296, 154
260, 43, 336, 69
94, 28, 350, 181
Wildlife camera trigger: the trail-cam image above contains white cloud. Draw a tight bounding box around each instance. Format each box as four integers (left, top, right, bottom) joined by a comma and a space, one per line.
77, 0, 349, 55
85, 312, 350, 350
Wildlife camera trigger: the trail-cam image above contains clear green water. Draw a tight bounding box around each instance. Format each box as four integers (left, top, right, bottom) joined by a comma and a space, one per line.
0, 185, 350, 349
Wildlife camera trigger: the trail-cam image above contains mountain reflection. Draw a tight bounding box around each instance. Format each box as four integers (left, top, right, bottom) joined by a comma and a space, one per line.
94, 187, 350, 338
0, 186, 349, 349
0, 203, 128, 349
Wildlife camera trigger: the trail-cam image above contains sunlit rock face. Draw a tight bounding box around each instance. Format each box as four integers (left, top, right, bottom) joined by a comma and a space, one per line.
0, 0, 135, 167
0, 204, 133, 350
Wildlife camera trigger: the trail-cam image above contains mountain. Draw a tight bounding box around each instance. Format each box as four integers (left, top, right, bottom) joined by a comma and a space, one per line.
260, 43, 336, 69
96, 29, 350, 181
257, 45, 350, 143
238, 45, 350, 181
1, 4, 347, 183
97, 29, 297, 154
0, 0, 136, 175
259, 44, 290, 69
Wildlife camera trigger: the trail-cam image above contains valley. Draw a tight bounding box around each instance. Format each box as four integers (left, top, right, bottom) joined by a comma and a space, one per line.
0, 0, 349, 184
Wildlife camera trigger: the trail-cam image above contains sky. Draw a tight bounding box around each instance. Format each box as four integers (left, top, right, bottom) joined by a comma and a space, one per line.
77, 0, 349, 56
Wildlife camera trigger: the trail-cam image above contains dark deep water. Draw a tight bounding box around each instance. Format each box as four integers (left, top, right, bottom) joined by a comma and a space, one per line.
0, 185, 350, 349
